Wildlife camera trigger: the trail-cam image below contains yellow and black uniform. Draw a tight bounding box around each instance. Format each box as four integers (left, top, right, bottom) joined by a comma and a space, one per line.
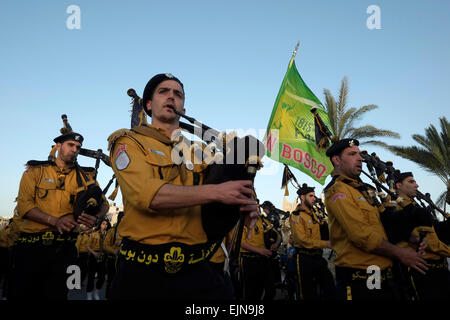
289, 205, 335, 300
103, 225, 122, 299
0, 225, 11, 299
75, 231, 90, 283
107, 124, 230, 300
396, 196, 450, 300
86, 229, 107, 294
324, 173, 394, 300
12, 161, 99, 300
240, 215, 276, 300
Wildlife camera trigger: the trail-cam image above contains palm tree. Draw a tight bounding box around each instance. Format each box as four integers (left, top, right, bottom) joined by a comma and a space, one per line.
387, 117, 450, 210
323, 76, 400, 147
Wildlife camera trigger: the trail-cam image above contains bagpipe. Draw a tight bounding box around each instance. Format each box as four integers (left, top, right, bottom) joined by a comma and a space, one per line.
359, 150, 449, 244
312, 198, 330, 241
259, 205, 283, 254
261, 213, 280, 258
126, 89, 266, 254
360, 150, 449, 220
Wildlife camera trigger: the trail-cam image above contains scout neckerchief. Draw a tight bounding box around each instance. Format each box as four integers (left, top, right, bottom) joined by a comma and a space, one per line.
132, 124, 189, 183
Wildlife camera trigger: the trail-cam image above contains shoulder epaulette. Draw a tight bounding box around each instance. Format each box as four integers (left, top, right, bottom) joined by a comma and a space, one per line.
107, 128, 135, 151
26, 160, 54, 168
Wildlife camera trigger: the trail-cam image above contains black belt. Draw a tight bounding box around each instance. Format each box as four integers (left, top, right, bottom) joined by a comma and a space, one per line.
295, 247, 323, 256
16, 231, 78, 247
336, 266, 393, 283
424, 258, 448, 270
118, 238, 220, 274
240, 252, 267, 259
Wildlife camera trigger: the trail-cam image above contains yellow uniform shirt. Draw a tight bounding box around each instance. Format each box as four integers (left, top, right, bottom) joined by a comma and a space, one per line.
75, 232, 90, 253
103, 226, 122, 255
241, 216, 266, 253
109, 125, 208, 246
87, 230, 105, 252
324, 173, 392, 270
16, 163, 99, 234
396, 197, 450, 260
289, 206, 328, 249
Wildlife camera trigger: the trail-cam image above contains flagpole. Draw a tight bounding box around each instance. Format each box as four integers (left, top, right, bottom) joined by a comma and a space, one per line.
289, 41, 300, 68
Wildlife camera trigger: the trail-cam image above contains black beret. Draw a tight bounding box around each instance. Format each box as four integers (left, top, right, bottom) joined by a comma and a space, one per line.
142, 73, 184, 117
297, 183, 315, 196
326, 138, 360, 158
395, 172, 413, 184
53, 132, 84, 145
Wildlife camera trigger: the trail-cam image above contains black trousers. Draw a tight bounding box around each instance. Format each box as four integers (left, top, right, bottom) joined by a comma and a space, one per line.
409, 259, 450, 300
296, 253, 336, 300
105, 255, 117, 300
241, 255, 275, 300
86, 254, 106, 292
76, 252, 89, 284
10, 242, 77, 300
335, 266, 396, 300
110, 256, 233, 300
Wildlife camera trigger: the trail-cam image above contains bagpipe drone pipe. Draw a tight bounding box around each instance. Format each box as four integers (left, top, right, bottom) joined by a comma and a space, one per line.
360, 150, 449, 244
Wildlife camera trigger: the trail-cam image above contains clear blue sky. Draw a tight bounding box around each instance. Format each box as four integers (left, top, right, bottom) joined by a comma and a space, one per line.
1, 0, 449, 217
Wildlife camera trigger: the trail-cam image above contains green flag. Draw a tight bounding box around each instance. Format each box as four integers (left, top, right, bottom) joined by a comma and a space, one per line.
264, 58, 334, 185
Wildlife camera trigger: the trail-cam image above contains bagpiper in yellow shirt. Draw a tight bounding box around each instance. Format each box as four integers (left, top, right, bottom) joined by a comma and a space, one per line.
395, 196, 450, 260
324, 173, 392, 270
289, 205, 328, 250
16, 162, 100, 234
108, 124, 208, 246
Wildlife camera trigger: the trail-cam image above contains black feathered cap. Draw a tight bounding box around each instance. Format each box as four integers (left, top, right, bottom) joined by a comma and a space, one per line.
297, 183, 315, 196
142, 73, 184, 117
395, 172, 413, 184
325, 138, 359, 158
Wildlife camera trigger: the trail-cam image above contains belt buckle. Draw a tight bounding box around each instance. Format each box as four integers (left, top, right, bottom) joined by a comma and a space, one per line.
164, 247, 185, 274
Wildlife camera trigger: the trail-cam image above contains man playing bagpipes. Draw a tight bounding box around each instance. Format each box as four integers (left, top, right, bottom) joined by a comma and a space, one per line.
239, 202, 278, 300
107, 73, 262, 300
323, 138, 429, 300
394, 172, 450, 300
12, 116, 108, 300
289, 183, 336, 300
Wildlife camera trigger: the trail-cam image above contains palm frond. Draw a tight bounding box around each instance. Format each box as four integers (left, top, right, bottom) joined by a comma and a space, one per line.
323, 88, 338, 137
347, 125, 400, 140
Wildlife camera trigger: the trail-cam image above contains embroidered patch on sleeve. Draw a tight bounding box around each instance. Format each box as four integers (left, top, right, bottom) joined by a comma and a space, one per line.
115, 150, 130, 171
115, 144, 127, 157
332, 193, 346, 202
